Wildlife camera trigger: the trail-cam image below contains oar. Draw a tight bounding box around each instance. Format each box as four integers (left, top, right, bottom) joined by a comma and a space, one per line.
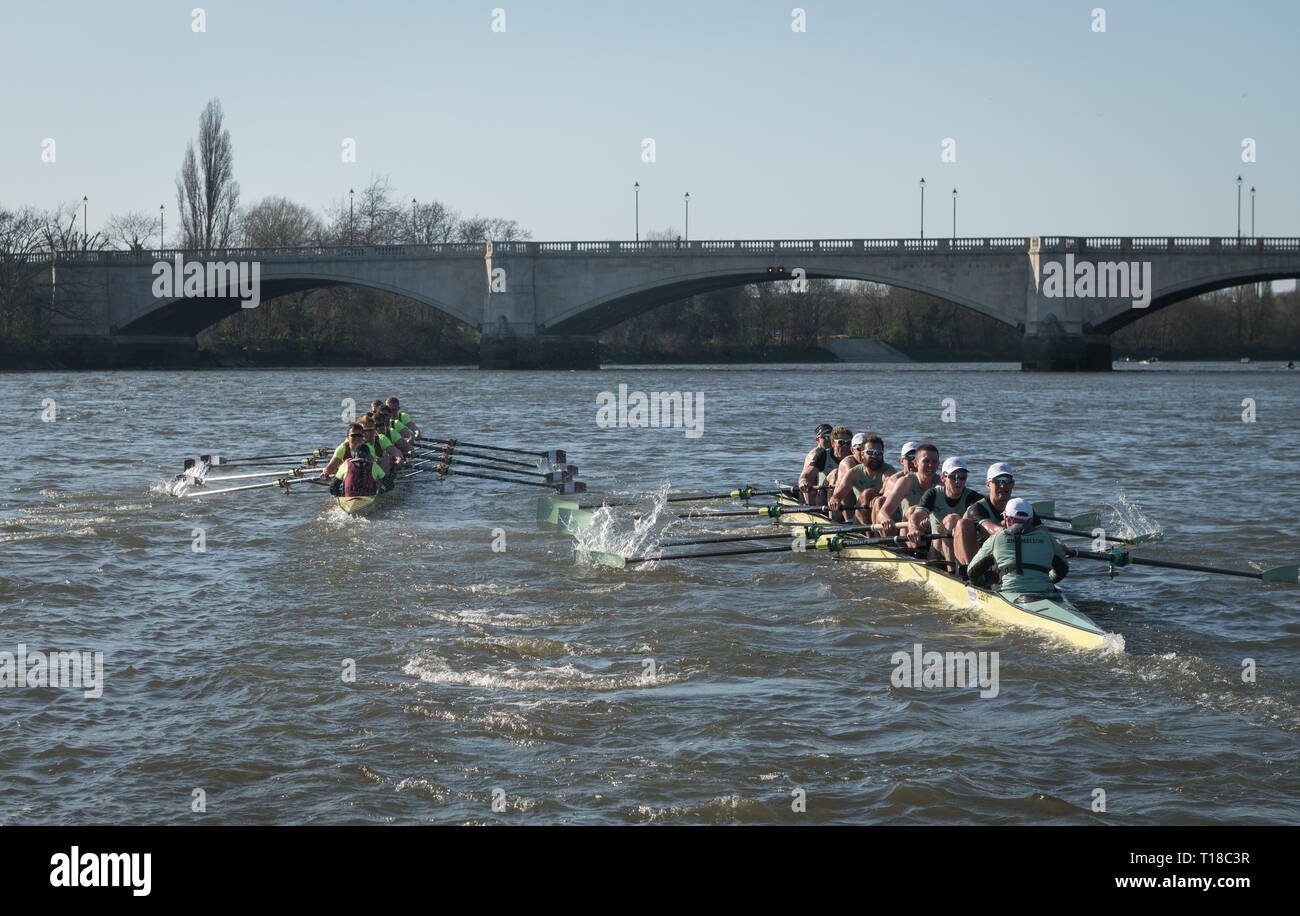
437, 466, 586, 493
1030, 500, 1101, 530
185, 467, 315, 484
434, 455, 577, 482
195, 449, 330, 467
660, 522, 872, 548
177, 474, 314, 498
413, 445, 544, 471
1043, 524, 1157, 545
1066, 547, 1299, 582
438, 439, 566, 464
580, 541, 813, 569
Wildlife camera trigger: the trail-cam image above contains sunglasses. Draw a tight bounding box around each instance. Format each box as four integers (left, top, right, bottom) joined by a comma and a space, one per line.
834, 439, 851, 445
348, 434, 363, 440
903, 452, 916, 460
991, 476, 1014, 485
948, 472, 968, 481
864, 449, 883, 457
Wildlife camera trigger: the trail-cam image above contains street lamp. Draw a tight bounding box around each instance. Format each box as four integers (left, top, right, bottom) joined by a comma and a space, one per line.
1250, 186, 1256, 238
952, 188, 957, 240
411, 198, 417, 240
684, 192, 690, 242
82, 196, 88, 247
919, 178, 925, 239
159, 205, 164, 250
349, 189, 354, 244
634, 181, 640, 242
1236, 176, 1242, 239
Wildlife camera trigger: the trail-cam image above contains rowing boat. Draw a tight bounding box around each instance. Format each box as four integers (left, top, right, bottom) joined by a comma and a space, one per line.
770, 493, 1110, 650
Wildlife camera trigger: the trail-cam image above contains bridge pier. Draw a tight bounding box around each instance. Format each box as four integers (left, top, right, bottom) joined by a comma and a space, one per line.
478, 334, 600, 370
1020, 333, 1112, 371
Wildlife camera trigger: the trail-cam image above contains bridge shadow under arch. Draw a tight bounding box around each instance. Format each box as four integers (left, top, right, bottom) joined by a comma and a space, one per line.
541, 268, 1012, 336
1091, 270, 1300, 335
117, 275, 477, 337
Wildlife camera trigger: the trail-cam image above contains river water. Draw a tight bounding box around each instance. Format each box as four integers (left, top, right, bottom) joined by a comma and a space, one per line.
2, 362, 1298, 824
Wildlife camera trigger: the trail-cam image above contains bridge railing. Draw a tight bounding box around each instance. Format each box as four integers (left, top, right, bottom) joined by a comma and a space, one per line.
21, 237, 1300, 264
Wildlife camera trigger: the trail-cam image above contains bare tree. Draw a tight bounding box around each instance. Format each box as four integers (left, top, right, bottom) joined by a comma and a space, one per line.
105, 211, 159, 251
176, 98, 241, 249
0, 205, 51, 339
242, 196, 322, 247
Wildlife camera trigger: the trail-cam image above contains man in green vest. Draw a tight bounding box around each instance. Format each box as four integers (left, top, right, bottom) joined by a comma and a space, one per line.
968, 498, 1070, 597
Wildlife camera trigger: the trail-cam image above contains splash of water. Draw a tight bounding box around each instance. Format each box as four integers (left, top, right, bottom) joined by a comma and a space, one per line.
1105, 492, 1163, 541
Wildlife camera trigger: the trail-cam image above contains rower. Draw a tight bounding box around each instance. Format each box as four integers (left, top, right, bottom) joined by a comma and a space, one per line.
828, 433, 895, 525
797, 424, 835, 505
385, 397, 419, 440
968, 498, 1069, 598
819, 426, 855, 502
868, 441, 918, 528
318, 423, 366, 480
372, 406, 415, 461
331, 441, 388, 497
874, 442, 939, 538
918, 457, 982, 577
358, 418, 400, 473
962, 462, 1016, 549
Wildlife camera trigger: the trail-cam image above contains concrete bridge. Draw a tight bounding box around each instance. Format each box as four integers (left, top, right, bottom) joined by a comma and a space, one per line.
39, 235, 1300, 369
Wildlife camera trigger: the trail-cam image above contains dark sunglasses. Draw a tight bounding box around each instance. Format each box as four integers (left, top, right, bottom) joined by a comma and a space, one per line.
948, 472, 968, 481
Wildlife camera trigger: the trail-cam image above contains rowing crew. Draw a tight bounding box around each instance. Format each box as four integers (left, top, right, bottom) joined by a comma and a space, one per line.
798, 425, 1065, 585
318, 397, 422, 496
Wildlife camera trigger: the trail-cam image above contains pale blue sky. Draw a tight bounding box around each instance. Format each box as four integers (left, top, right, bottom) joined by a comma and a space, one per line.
2, 0, 1295, 242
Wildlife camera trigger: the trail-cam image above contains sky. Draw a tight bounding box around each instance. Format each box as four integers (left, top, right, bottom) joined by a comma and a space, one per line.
2, 0, 1297, 243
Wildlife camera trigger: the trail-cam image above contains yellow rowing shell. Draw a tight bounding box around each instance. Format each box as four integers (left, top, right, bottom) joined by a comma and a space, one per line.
773, 499, 1110, 650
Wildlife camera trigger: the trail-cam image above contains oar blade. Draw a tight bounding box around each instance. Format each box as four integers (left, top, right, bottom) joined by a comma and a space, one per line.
556, 508, 596, 534
1261, 564, 1299, 583
576, 548, 627, 569
536, 496, 580, 527
1069, 511, 1102, 529
1032, 500, 1055, 517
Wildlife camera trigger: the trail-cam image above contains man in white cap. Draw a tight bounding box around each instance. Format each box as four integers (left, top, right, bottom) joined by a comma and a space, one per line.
967, 498, 1070, 597
917, 457, 982, 573
828, 433, 895, 524
964, 462, 1017, 545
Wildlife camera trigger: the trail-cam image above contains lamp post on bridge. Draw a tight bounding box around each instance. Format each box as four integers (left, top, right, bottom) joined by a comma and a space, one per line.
82, 196, 88, 248
349, 189, 354, 244
684, 192, 690, 242
634, 182, 640, 242
1250, 186, 1255, 238
411, 198, 417, 241
159, 205, 164, 251
1236, 176, 1242, 239
952, 188, 957, 239
918, 178, 925, 239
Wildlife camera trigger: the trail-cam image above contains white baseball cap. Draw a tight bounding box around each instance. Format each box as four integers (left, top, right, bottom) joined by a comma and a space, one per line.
900, 441, 919, 461
1003, 497, 1034, 522
987, 462, 1015, 481
941, 457, 967, 476
851, 433, 868, 448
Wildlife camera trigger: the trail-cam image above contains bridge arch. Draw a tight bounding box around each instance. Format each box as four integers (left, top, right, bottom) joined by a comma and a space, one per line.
542, 267, 1021, 336
1092, 268, 1300, 334
116, 273, 476, 337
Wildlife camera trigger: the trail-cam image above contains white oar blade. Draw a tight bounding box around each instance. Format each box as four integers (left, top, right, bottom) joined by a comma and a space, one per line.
575, 548, 627, 569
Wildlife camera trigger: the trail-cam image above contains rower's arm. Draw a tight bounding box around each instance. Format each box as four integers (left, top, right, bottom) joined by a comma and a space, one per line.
1049, 537, 1069, 582
320, 457, 343, 478
829, 461, 856, 506
879, 475, 908, 517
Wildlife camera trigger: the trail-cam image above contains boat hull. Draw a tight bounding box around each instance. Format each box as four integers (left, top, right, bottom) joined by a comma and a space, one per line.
771, 495, 1109, 649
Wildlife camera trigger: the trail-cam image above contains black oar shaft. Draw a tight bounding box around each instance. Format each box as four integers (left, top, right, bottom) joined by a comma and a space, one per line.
1070, 549, 1265, 579
626, 543, 806, 564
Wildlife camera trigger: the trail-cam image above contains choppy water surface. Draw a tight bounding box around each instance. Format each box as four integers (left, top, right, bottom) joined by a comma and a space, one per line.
2, 362, 1298, 824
